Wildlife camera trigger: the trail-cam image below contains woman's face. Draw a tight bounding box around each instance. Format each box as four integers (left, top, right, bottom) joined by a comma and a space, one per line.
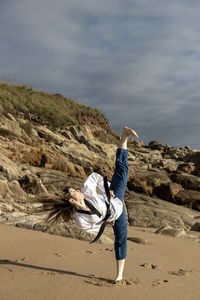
68, 188, 84, 207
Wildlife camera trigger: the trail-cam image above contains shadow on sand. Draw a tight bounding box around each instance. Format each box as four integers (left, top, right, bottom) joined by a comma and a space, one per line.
0, 259, 114, 286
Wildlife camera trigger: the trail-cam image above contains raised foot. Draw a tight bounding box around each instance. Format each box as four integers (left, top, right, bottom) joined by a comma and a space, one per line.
123, 126, 138, 138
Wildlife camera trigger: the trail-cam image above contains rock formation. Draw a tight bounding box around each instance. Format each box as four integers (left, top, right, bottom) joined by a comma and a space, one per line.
1, 83, 200, 243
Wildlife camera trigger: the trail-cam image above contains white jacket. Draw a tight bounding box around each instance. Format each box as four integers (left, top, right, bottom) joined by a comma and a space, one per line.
74, 172, 123, 232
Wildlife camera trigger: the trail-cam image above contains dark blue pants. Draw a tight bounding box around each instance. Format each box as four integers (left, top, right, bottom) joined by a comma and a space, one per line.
110, 148, 128, 260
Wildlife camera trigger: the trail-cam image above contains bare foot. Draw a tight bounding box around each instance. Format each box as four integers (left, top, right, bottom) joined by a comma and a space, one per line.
114, 279, 126, 286
114, 278, 142, 286
123, 126, 138, 138
114, 275, 123, 282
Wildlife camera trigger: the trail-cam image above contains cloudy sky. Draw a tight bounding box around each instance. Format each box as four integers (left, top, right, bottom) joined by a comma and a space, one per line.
1, 0, 200, 148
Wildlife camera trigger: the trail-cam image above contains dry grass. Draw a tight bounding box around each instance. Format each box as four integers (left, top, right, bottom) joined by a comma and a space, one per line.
0, 82, 107, 130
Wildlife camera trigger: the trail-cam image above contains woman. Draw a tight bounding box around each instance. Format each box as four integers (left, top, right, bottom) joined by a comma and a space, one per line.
34, 126, 138, 282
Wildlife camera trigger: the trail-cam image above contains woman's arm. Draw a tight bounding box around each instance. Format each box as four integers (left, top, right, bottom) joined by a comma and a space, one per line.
82, 172, 111, 194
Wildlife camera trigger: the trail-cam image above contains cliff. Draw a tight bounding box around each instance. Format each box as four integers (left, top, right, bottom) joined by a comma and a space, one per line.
0, 83, 200, 243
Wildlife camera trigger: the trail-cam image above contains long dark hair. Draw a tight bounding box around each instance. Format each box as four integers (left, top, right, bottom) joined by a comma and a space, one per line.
31, 192, 74, 225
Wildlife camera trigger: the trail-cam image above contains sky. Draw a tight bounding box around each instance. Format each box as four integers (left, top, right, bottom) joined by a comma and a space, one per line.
1, 0, 200, 148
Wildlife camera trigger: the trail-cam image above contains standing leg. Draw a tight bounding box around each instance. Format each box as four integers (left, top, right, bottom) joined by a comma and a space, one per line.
110, 127, 138, 282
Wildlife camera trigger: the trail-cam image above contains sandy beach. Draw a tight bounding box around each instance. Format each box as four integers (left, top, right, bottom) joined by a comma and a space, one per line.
1, 224, 200, 300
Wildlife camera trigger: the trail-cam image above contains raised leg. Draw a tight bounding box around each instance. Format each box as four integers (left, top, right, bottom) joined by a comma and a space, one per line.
110, 127, 138, 282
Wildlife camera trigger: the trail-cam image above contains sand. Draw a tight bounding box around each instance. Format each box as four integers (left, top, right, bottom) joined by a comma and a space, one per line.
0, 224, 200, 300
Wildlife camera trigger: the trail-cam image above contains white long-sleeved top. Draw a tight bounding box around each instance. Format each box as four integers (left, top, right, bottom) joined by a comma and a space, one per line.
74, 172, 123, 232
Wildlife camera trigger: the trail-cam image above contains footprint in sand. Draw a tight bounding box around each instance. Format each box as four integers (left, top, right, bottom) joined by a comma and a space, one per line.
86, 275, 141, 287
54, 253, 64, 258
127, 237, 148, 245
41, 271, 56, 276
140, 263, 160, 269
169, 269, 193, 276
152, 279, 169, 287
98, 248, 113, 252
86, 250, 95, 254
15, 258, 29, 263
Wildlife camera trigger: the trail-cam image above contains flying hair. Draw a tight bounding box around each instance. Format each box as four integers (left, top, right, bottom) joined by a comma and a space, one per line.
30, 191, 74, 225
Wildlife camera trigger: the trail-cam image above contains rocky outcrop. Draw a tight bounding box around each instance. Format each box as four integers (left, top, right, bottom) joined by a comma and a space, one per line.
125, 191, 199, 230
1, 110, 200, 242
154, 226, 186, 238
3, 213, 113, 244
169, 173, 200, 192
0, 152, 24, 181
127, 168, 171, 195
174, 190, 200, 211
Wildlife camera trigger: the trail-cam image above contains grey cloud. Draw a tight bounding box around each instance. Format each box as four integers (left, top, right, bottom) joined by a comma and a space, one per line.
1, 0, 200, 148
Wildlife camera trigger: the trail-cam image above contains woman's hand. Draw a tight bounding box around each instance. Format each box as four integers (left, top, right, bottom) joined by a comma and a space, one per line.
107, 220, 115, 226
109, 190, 115, 198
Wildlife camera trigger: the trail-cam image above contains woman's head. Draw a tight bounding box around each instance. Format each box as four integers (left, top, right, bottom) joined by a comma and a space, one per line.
67, 188, 85, 209
31, 185, 86, 224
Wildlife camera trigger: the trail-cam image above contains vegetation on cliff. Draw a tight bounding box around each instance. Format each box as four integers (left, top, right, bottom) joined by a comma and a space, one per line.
0, 82, 110, 131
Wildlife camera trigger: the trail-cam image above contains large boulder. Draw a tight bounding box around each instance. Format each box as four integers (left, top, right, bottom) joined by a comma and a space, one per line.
153, 182, 182, 202
174, 189, 200, 211
154, 226, 186, 237
33, 220, 113, 244
169, 173, 200, 192
148, 141, 165, 151
125, 191, 200, 230
0, 207, 113, 244
127, 168, 171, 195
